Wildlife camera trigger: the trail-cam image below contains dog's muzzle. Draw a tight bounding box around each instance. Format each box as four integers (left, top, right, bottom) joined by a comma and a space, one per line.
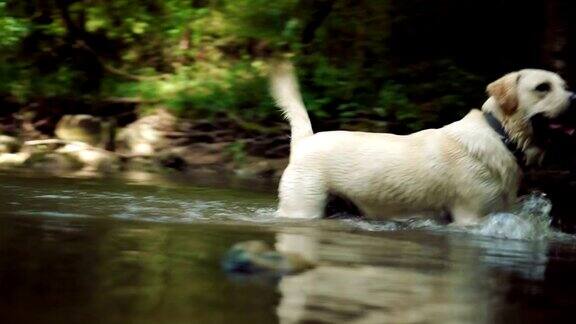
549, 92, 576, 135
529, 92, 576, 150
570, 92, 576, 106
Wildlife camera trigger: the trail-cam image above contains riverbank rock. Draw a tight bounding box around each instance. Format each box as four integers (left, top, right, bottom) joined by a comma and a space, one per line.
24, 152, 82, 171
124, 156, 159, 173
0, 135, 20, 153
234, 158, 288, 178
222, 240, 315, 275
155, 143, 231, 170
16, 140, 121, 173
0, 152, 30, 167
21, 139, 70, 154
57, 142, 121, 172
55, 115, 112, 148
116, 109, 177, 156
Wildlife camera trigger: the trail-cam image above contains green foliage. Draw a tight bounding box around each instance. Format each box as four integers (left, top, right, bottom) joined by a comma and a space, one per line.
224, 0, 301, 48
0, 0, 508, 133
0, 1, 28, 48
224, 140, 247, 167
166, 61, 273, 118
378, 82, 421, 129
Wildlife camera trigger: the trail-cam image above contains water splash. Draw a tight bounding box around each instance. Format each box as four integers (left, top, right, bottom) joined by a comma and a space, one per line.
12, 174, 566, 241
340, 192, 568, 242
474, 192, 556, 241
341, 218, 442, 232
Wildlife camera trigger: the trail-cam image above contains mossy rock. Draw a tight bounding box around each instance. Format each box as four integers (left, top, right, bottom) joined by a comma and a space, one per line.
24, 152, 83, 171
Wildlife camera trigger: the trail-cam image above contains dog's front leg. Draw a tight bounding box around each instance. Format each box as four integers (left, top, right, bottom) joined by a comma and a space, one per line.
450, 204, 483, 226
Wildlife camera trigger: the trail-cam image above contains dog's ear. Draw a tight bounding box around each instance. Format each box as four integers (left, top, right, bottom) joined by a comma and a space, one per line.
486, 72, 520, 115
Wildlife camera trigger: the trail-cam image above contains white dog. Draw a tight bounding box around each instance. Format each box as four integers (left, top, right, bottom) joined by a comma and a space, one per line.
271, 62, 575, 225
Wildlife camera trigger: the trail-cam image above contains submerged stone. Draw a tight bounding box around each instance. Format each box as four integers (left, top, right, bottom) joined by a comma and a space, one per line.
222, 240, 314, 275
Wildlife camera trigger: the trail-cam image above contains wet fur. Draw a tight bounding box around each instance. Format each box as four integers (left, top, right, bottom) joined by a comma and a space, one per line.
271, 63, 572, 225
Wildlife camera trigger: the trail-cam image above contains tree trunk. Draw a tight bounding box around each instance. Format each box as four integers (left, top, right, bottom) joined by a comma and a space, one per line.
300, 0, 336, 47
542, 0, 567, 73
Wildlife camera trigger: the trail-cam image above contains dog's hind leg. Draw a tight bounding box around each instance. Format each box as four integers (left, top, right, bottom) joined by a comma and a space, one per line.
277, 166, 327, 219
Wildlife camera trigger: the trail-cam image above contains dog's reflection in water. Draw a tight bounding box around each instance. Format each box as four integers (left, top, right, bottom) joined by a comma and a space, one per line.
274, 228, 548, 323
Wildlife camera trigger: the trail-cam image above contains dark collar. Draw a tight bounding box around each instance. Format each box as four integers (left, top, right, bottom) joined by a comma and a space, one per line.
483, 112, 524, 163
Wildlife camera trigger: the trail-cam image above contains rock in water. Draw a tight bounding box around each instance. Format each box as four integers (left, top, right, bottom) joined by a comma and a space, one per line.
222, 240, 314, 275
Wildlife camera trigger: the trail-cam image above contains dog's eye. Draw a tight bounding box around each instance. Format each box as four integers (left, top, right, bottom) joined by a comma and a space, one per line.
535, 82, 551, 92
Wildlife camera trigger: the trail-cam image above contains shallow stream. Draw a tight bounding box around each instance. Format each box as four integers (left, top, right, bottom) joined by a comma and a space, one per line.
1, 171, 576, 323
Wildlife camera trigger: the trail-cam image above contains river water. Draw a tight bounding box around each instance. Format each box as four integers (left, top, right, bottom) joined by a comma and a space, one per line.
1, 171, 576, 323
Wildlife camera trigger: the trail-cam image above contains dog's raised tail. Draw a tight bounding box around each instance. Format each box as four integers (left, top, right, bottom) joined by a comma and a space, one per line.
270, 61, 313, 149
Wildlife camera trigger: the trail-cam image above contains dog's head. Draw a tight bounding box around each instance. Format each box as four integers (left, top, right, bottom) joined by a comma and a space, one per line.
484, 69, 576, 164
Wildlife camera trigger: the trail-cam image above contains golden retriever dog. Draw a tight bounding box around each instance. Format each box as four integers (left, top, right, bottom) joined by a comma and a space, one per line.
271, 62, 576, 225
